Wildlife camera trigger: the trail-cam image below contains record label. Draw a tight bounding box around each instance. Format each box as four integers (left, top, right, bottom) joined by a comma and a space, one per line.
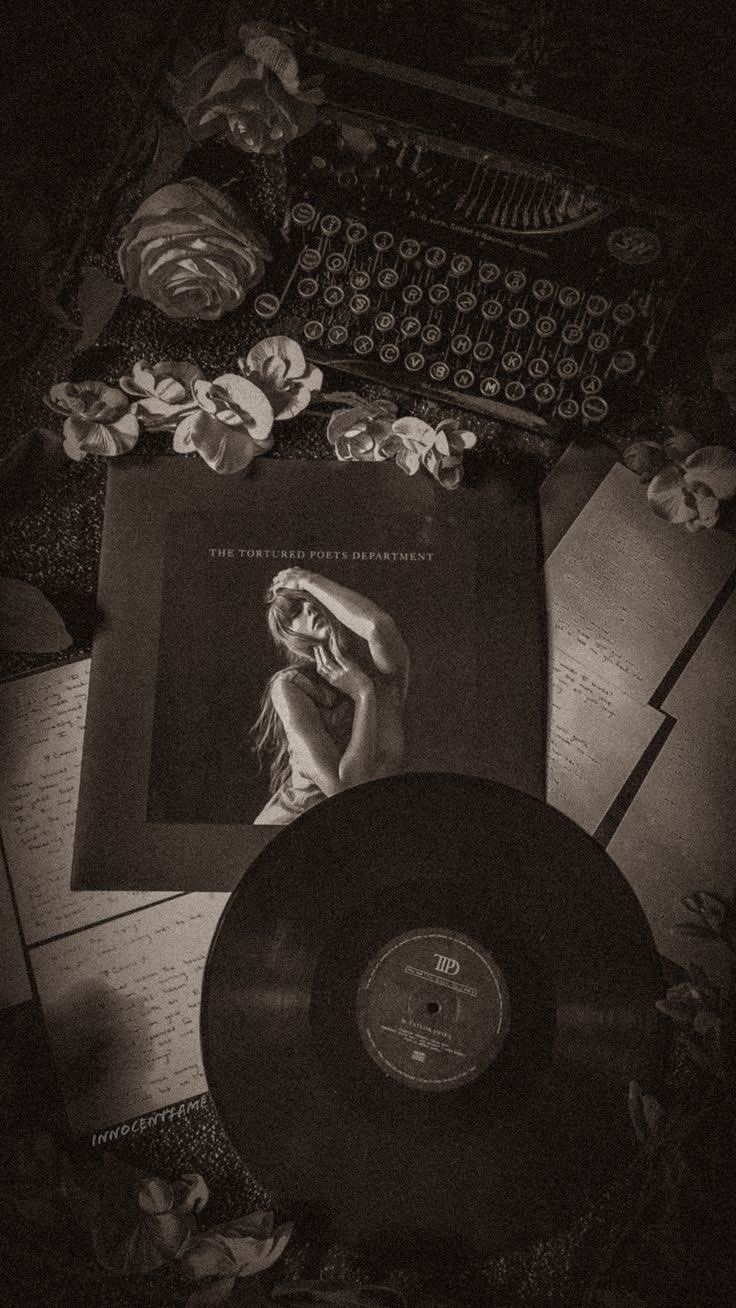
356, 927, 509, 1091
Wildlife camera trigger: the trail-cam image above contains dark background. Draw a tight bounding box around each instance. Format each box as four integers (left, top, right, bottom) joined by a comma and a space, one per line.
148, 503, 478, 823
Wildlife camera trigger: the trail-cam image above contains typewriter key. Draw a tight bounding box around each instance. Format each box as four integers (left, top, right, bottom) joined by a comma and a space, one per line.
454, 368, 474, 389
501, 350, 523, 372
297, 277, 319, 298
533, 381, 556, 404
535, 316, 556, 337
473, 341, 493, 362
399, 237, 421, 259
588, 331, 610, 353
580, 374, 602, 394
405, 352, 426, 371
429, 283, 450, 305
320, 214, 342, 236
349, 269, 371, 290
505, 380, 526, 402
421, 323, 442, 346
299, 248, 322, 270
557, 357, 579, 379
375, 312, 395, 332
451, 334, 472, 355
561, 323, 584, 346
581, 395, 609, 422
377, 268, 399, 290
373, 230, 394, 251
508, 307, 530, 330
254, 293, 279, 319
291, 202, 316, 225
557, 398, 580, 419
612, 303, 636, 326
532, 278, 555, 300
354, 335, 374, 355
400, 316, 421, 337
481, 298, 503, 321
456, 291, 477, 313
480, 376, 500, 396
450, 254, 473, 276
425, 246, 447, 268
328, 325, 348, 345
611, 349, 636, 374
346, 221, 368, 243
350, 293, 371, 314
326, 252, 347, 273
528, 357, 549, 378
402, 284, 424, 305
478, 261, 500, 284
586, 294, 609, 317
323, 286, 345, 307
303, 320, 324, 340
504, 270, 526, 292
558, 286, 581, 308
429, 361, 450, 381
380, 343, 400, 364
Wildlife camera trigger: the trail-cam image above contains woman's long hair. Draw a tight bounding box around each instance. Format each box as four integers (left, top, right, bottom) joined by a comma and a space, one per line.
250, 586, 352, 796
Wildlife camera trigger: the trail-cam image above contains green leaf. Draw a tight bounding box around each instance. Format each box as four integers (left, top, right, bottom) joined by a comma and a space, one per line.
0, 578, 72, 653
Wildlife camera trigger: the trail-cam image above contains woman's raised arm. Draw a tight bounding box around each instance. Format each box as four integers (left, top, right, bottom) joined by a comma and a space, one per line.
272, 664, 379, 797
273, 568, 409, 682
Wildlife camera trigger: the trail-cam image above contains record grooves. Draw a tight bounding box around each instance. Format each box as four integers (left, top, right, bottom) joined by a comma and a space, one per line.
201, 773, 664, 1261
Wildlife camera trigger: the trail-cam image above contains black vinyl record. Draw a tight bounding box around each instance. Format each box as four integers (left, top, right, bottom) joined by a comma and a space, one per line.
201, 773, 664, 1262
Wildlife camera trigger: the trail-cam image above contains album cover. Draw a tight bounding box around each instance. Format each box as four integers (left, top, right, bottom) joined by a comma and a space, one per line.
72, 457, 546, 890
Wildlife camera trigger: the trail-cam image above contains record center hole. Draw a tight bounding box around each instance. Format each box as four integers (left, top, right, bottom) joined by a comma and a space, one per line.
426, 1001, 440, 1014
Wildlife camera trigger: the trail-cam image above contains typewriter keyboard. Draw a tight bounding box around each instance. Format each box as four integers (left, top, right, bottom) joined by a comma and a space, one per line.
255, 203, 667, 430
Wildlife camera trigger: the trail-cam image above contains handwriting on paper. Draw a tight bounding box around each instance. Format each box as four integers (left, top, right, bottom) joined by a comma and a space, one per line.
0, 662, 169, 944
30, 893, 229, 1132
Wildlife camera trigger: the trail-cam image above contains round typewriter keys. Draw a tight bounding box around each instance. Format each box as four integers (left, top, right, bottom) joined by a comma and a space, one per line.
586, 294, 609, 317
399, 237, 421, 260
372, 230, 394, 252
405, 352, 426, 371
451, 334, 472, 355
558, 286, 582, 308
580, 374, 603, 395
253, 293, 280, 319
299, 248, 322, 270
456, 291, 477, 313
380, 343, 400, 364
320, 214, 342, 237
561, 323, 584, 346
473, 341, 494, 362
454, 368, 474, 389
346, 221, 368, 244
508, 307, 530, 330
354, 335, 375, 355
303, 320, 324, 341
528, 357, 549, 379
480, 377, 501, 397
588, 331, 610, 354
291, 202, 316, 225
377, 268, 399, 290
328, 325, 349, 346
375, 312, 395, 333
557, 398, 580, 419
535, 316, 556, 337
611, 349, 636, 374
501, 351, 523, 372
349, 269, 371, 290
325, 252, 347, 274
297, 277, 319, 298
425, 246, 447, 268
478, 261, 500, 284
400, 316, 421, 337
323, 285, 345, 307
532, 278, 555, 300
533, 381, 556, 404
349, 293, 371, 314
557, 357, 579, 379
429, 283, 450, 305
612, 302, 636, 326
429, 361, 450, 382
505, 380, 526, 402
481, 299, 503, 321
504, 270, 526, 292
402, 284, 424, 306
449, 254, 473, 276
421, 323, 442, 346
581, 395, 609, 422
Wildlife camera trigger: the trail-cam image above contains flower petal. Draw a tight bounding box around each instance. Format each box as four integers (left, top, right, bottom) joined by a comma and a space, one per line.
209, 374, 274, 444
684, 445, 736, 502
391, 416, 436, 448
183, 409, 259, 474
244, 334, 306, 379
647, 465, 697, 524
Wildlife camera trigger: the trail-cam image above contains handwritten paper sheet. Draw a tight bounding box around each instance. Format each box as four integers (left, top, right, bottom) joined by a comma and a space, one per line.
546, 463, 736, 701
0, 663, 170, 944
0, 852, 31, 1009
547, 647, 664, 834
30, 893, 228, 1132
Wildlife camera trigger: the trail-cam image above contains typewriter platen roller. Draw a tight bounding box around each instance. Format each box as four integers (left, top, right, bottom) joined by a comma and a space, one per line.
255, 99, 703, 433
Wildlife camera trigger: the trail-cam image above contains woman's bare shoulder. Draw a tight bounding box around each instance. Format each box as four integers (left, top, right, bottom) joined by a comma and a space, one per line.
270, 667, 320, 710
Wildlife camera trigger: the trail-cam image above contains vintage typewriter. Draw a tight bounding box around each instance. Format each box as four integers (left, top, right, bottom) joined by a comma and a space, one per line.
255, 42, 705, 433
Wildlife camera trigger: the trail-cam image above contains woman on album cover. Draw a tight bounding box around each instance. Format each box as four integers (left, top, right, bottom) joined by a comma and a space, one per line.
251, 568, 409, 825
